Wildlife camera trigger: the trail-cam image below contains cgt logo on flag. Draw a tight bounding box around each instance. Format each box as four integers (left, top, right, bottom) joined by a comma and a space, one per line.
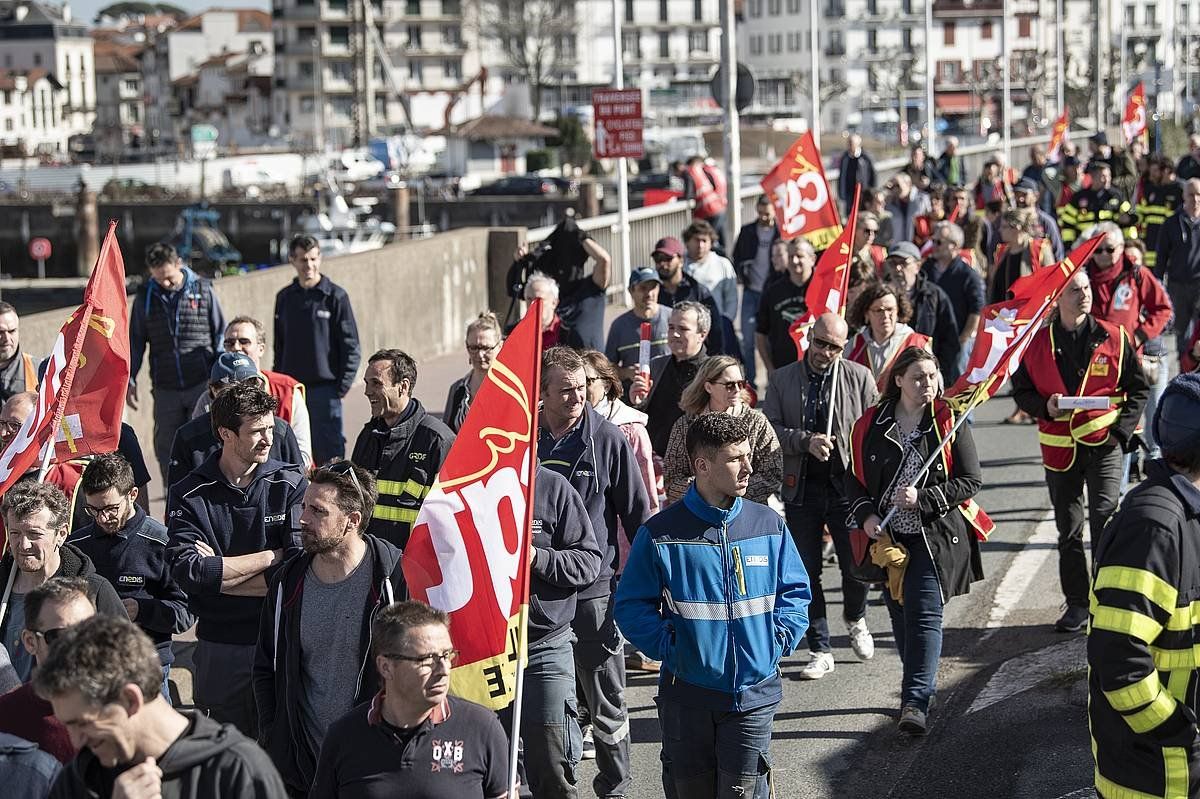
402, 300, 543, 711
761, 131, 842, 248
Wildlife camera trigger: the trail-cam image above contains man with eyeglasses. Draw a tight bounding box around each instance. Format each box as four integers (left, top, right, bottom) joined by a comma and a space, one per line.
651, 236, 726, 355
167, 352, 305, 491
0, 482, 126, 683
886, 241, 960, 379
255, 461, 408, 795
851, 212, 887, 275
755, 237, 815, 376
193, 316, 312, 469
921, 223, 982, 383
312, 601, 511, 799
69, 453, 193, 701
351, 349, 455, 550
0, 577, 95, 766
538, 346, 650, 799
762, 313, 879, 681
168, 382, 306, 738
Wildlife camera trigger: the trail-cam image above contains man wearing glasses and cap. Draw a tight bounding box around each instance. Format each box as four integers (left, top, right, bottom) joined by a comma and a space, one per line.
255, 461, 408, 795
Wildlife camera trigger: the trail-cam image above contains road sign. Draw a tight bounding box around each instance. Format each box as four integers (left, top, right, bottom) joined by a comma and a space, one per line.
191, 124, 219, 161
710, 63, 756, 112
28, 238, 51, 261
592, 89, 644, 159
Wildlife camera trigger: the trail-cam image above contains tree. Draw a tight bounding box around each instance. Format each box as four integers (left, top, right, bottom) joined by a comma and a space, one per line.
476, 0, 576, 120
868, 47, 923, 143
94, 2, 187, 23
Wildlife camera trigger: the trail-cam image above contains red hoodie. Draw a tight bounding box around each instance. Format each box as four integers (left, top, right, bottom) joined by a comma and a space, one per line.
1086, 258, 1172, 349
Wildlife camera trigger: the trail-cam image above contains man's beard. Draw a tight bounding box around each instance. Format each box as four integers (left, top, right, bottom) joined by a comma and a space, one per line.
302, 531, 343, 555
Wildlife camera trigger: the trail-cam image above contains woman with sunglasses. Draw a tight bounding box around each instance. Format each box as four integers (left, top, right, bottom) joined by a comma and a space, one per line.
661, 355, 781, 504
442, 312, 503, 433
844, 346, 985, 736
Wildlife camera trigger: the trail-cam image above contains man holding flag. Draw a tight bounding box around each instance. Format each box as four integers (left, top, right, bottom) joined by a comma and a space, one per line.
1009, 267, 1148, 633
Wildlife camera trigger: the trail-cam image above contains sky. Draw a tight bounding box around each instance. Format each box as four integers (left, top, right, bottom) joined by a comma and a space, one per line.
72, 0, 268, 25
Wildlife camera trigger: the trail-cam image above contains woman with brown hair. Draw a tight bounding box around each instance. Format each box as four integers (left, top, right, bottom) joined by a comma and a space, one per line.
988, 207, 1053, 305
845, 282, 932, 391
844, 346, 985, 736
661, 355, 782, 504
442, 311, 503, 432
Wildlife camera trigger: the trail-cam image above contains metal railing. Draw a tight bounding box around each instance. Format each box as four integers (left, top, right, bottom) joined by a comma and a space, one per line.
530, 130, 1096, 297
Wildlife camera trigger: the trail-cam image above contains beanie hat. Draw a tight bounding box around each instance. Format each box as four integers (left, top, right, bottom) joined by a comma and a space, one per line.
1153, 373, 1200, 456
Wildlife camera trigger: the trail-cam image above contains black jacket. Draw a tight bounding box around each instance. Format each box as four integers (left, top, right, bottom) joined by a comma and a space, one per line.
907, 273, 961, 375
844, 399, 985, 601
351, 399, 455, 550
68, 508, 194, 665
253, 534, 405, 791
129, 267, 225, 390
273, 275, 361, 396
536, 404, 651, 599
167, 456, 306, 644
658, 275, 726, 354
529, 467, 602, 642
731, 221, 779, 286
1153, 209, 1200, 284
49, 711, 287, 799
0, 543, 127, 632
167, 413, 303, 492
442, 373, 473, 433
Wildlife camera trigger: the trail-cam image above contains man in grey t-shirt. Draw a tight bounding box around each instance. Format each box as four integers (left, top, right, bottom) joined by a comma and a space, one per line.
605, 267, 671, 390
254, 463, 406, 794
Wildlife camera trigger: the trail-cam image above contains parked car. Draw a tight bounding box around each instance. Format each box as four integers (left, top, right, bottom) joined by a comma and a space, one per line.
467, 176, 562, 196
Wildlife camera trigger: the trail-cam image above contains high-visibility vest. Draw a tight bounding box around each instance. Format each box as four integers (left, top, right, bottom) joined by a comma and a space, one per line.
993, 238, 1048, 273
846, 330, 931, 392
688, 162, 727, 219
262, 369, 305, 424
1022, 319, 1127, 472
20, 352, 36, 391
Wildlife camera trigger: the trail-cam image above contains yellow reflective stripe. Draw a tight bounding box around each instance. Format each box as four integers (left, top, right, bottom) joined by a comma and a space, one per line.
1093, 566, 1179, 615
1073, 408, 1121, 439
1039, 431, 1075, 447
376, 478, 430, 499
373, 505, 420, 523
1123, 686, 1176, 734
541, 459, 572, 469
1090, 604, 1164, 643
1151, 645, 1200, 672
1168, 667, 1192, 702
1166, 601, 1199, 631
1165, 747, 1190, 799
1104, 670, 1161, 711
1095, 770, 1166, 799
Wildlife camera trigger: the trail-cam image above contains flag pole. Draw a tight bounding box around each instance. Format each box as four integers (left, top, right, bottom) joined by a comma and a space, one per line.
823, 186, 859, 437
506, 298, 543, 798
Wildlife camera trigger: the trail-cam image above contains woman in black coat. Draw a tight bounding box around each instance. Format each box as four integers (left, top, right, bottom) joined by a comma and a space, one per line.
844, 346, 985, 736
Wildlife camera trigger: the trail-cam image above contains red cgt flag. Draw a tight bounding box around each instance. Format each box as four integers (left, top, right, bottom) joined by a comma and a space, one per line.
1122, 82, 1148, 145
789, 187, 860, 357
761, 131, 842, 248
945, 235, 1105, 415
0, 221, 130, 497
1047, 109, 1070, 162
402, 299, 542, 711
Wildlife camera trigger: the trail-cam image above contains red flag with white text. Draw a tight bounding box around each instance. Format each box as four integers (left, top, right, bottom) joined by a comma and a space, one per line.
401, 300, 541, 710
0, 221, 130, 502
789, 188, 859, 357
1122, 83, 1148, 145
1047, 110, 1070, 162
760, 131, 842, 248
945, 235, 1105, 414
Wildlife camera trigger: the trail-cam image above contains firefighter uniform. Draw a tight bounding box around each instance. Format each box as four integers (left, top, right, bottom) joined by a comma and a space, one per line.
1088, 460, 1200, 798
1137, 180, 1185, 271
1059, 187, 1138, 246
1010, 316, 1147, 613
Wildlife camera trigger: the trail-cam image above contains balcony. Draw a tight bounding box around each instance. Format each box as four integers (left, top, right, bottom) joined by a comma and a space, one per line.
824, 43, 846, 57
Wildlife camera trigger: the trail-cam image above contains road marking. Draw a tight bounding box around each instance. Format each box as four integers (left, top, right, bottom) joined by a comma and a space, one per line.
966, 637, 1085, 715
1050, 788, 1096, 799
984, 509, 1058, 632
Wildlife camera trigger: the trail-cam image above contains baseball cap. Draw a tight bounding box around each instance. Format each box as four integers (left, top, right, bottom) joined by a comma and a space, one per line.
210, 352, 259, 385
887, 241, 923, 261
652, 237, 685, 258
1014, 177, 1040, 194
628, 266, 662, 289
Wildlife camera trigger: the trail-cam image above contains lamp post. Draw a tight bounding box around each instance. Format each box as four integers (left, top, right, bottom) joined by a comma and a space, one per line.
312, 37, 325, 154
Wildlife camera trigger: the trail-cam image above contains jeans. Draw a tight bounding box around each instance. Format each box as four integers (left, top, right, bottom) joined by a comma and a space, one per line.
161, 664, 172, 705
193, 639, 258, 739
883, 534, 944, 714
1166, 278, 1200, 359
151, 381, 209, 486
784, 487, 868, 654
1044, 443, 1124, 608
657, 697, 776, 799
306, 381, 345, 465
740, 288, 761, 386
572, 593, 630, 798
500, 629, 581, 799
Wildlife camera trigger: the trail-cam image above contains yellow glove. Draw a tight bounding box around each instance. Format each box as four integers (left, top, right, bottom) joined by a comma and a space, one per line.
870, 532, 909, 604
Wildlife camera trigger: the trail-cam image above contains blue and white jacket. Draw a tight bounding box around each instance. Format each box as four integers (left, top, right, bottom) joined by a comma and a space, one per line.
614, 484, 811, 711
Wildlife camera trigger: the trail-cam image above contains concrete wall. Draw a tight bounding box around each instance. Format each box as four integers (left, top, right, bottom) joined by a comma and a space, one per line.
14, 226, 499, 487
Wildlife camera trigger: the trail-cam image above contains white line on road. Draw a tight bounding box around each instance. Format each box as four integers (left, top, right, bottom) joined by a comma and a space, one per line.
983, 509, 1059, 632
965, 637, 1085, 714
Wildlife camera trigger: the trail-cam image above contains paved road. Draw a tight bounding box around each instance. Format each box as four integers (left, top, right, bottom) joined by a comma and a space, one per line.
156, 323, 1099, 798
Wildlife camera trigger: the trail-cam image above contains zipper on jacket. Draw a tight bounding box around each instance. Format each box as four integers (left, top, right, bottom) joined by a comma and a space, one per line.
731, 545, 747, 596
719, 520, 739, 709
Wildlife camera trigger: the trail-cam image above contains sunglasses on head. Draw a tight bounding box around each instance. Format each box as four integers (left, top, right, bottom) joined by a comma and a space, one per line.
326, 460, 366, 511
